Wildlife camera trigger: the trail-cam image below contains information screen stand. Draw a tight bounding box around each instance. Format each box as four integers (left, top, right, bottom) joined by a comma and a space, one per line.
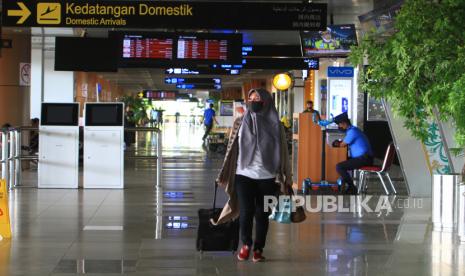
83, 103, 124, 189
38, 103, 80, 188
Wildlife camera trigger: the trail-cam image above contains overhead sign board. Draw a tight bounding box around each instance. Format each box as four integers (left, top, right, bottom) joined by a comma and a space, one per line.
177, 84, 222, 90
305, 58, 319, 70
242, 45, 303, 57
211, 64, 243, 69
142, 90, 177, 100
2, 1, 327, 30
165, 68, 240, 75
165, 78, 221, 85
236, 57, 320, 70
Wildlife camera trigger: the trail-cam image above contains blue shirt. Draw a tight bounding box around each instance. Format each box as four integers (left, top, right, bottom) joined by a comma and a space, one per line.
343, 126, 373, 158
203, 108, 215, 125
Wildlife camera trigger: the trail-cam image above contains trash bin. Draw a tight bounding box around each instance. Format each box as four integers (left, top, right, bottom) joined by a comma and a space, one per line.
432, 174, 461, 231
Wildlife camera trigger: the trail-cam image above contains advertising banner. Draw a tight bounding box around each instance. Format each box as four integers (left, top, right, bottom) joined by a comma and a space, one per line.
327, 66, 354, 119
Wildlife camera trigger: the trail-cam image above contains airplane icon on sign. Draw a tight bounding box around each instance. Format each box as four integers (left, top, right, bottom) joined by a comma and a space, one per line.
40, 6, 58, 16
37, 3, 61, 24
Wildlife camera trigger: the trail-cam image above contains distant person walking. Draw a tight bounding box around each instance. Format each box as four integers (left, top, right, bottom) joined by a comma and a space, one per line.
202, 103, 218, 141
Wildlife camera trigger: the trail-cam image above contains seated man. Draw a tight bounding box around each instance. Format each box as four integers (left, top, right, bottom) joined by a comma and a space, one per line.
332, 112, 373, 195
29, 118, 40, 154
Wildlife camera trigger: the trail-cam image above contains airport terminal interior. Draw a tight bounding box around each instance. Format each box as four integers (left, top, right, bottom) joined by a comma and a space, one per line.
1, 0, 465, 275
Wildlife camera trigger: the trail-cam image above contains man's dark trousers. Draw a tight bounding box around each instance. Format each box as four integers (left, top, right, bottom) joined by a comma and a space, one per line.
336, 155, 373, 186
202, 124, 213, 140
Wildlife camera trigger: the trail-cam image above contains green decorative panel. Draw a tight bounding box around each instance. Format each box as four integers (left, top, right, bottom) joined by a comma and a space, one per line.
423, 122, 451, 174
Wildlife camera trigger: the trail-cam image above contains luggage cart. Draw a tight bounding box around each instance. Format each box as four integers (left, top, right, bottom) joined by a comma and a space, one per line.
205, 128, 230, 154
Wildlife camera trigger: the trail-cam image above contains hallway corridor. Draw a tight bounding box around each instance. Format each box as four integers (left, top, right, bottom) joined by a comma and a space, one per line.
0, 124, 463, 275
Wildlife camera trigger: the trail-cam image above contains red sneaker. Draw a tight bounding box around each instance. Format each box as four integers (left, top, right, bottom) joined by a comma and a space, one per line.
252, 250, 266, 263
237, 245, 251, 261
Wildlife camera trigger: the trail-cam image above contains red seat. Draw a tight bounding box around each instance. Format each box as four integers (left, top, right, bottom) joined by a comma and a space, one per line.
359, 166, 382, 172
357, 143, 397, 195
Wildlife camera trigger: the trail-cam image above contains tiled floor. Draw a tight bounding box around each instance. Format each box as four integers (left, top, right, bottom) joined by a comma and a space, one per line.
1, 123, 464, 275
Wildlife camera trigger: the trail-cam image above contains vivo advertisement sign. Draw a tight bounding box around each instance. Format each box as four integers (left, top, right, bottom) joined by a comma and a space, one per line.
327, 66, 355, 121
327, 67, 354, 78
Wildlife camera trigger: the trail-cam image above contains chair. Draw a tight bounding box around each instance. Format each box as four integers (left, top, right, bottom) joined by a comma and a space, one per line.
357, 143, 397, 195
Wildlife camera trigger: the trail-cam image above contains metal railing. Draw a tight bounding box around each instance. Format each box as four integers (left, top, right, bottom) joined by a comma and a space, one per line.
0, 126, 163, 189
0, 127, 30, 190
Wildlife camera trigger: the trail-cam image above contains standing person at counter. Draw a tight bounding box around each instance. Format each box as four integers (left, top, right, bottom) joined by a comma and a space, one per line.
332, 112, 373, 195
303, 100, 321, 122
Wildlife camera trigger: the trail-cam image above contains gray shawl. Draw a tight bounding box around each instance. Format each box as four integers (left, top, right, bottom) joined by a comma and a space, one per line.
238, 88, 281, 174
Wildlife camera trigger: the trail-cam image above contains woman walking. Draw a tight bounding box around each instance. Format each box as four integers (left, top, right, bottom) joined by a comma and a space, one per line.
212, 88, 293, 262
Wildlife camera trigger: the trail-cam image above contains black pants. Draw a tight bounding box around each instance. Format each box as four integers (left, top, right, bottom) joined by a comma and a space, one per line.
336, 155, 373, 186
202, 124, 213, 140
235, 174, 277, 252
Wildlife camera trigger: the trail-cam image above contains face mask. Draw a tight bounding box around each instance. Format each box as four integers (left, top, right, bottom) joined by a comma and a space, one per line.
338, 126, 346, 132
250, 101, 264, 113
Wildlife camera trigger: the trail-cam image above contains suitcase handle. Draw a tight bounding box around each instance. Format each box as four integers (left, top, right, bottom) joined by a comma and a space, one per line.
212, 181, 218, 209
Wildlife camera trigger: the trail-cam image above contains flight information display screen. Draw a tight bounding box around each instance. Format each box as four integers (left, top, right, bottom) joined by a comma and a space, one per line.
143, 90, 177, 100
177, 36, 228, 60
113, 32, 242, 67
122, 35, 173, 59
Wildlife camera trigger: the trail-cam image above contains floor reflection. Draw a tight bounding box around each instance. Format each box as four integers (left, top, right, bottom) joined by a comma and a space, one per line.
2, 123, 464, 275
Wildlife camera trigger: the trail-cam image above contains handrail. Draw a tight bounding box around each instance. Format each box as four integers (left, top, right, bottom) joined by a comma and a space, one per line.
126, 155, 158, 159
0, 125, 163, 189
124, 127, 161, 132
20, 156, 38, 160
17, 126, 38, 130
1, 127, 39, 189
1, 130, 8, 186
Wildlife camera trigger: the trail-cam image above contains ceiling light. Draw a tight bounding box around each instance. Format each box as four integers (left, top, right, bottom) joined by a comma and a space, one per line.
273, 73, 293, 91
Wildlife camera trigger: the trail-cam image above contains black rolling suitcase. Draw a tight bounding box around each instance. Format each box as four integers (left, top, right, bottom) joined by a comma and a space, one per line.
196, 182, 239, 253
